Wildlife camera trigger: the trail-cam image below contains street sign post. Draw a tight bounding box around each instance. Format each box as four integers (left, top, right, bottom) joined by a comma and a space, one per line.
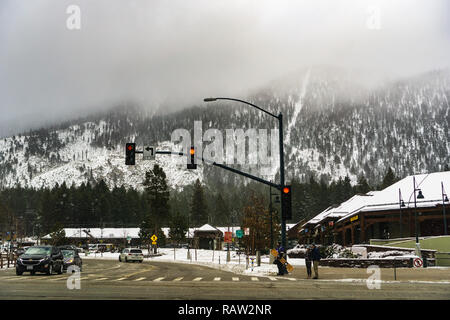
224, 232, 232, 243
143, 146, 155, 160
236, 230, 243, 238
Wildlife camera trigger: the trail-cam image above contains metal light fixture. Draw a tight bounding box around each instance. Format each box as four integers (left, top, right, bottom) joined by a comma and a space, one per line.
442, 182, 448, 236
413, 176, 424, 257
399, 189, 405, 238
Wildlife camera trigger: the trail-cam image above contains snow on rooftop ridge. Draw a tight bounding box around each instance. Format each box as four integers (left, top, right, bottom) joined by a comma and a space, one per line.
336, 171, 450, 223
302, 171, 450, 227
196, 224, 221, 232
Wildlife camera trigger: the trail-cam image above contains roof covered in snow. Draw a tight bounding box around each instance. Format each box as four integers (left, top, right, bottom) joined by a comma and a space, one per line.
303, 171, 450, 227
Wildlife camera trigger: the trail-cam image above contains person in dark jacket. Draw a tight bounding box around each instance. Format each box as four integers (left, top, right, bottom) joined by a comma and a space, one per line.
274, 242, 287, 275
305, 245, 312, 278
311, 244, 321, 279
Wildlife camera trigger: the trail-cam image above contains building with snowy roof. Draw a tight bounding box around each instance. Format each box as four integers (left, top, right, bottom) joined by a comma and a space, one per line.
299, 171, 450, 246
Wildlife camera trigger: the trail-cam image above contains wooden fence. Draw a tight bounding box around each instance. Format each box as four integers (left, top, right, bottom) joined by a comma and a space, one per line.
0, 252, 17, 269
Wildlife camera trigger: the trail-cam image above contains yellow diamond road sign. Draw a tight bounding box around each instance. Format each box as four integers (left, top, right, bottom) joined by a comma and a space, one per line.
151, 234, 157, 242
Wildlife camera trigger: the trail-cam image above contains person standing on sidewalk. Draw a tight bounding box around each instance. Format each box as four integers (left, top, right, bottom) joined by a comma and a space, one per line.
274, 242, 287, 276
305, 245, 312, 278
311, 244, 321, 279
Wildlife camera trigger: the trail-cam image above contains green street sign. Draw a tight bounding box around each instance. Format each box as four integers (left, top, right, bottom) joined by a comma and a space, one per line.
236, 230, 244, 238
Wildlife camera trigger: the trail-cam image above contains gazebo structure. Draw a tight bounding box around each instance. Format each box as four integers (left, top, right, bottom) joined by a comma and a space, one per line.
193, 224, 223, 250
299, 171, 450, 246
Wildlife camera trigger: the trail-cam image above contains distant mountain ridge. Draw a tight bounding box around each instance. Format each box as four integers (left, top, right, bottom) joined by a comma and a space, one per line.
0, 67, 448, 190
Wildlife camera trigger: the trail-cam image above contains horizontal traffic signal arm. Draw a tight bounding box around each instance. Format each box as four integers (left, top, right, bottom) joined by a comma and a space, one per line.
149, 149, 281, 190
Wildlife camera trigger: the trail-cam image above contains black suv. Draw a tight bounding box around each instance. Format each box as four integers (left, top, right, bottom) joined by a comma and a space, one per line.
16, 246, 64, 276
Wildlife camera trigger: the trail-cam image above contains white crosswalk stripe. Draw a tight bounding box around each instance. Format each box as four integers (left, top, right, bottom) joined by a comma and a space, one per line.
153, 277, 165, 282
232, 277, 239, 281
213, 277, 221, 281
173, 277, 183, 281
134, 277, 146, 281
193, 277, 202, 281
114, 277, 127, 281
94, 277, 108, 281
251, 277, 259, 281
1, 276, 23, 280
286, 278, 296, 281
267, 277, 278, 281
50, 277, 67, 281
4, 276, 29, 281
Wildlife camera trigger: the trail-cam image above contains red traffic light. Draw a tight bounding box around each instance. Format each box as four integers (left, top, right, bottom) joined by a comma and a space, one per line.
127, 145, 133, 151
283, 187, 290, 194
190, 147, 195, 155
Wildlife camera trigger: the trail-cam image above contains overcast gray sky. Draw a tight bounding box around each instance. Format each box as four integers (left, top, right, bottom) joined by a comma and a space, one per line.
1, 0, 449, 136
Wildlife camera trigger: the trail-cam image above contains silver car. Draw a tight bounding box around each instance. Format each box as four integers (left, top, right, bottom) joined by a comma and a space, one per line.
119, 248, 144, 263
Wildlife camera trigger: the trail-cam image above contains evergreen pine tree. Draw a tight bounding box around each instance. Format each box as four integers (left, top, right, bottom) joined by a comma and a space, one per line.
168, 211, 188, 245
355, 175, 371, 194
190, 179, 208, 227
381, 167, 397, 189
142, 164, 170, 235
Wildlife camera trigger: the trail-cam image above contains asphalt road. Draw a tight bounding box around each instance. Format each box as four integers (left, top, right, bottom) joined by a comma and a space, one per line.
0, 259, 449, 300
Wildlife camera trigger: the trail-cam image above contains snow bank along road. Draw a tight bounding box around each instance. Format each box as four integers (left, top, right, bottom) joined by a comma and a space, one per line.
0, 259, 449, 299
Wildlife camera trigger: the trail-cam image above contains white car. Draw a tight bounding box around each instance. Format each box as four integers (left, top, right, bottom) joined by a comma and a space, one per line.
119, 248, 144, 263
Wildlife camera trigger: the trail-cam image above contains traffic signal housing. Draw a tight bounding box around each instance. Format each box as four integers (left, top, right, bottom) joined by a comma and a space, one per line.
281, 185, 292, 220
125, 143, 136, 165
187, 146, 197, 169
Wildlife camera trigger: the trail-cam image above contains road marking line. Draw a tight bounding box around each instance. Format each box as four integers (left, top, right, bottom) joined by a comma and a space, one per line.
50, 277, 67, 281
286, 278, 297, 281
267, 277, 278, 281
213, 277, 221, 281
232, 277, 239, 281
193, 277, 202, 281
114, 277, 127, 281
134, 277, 146, 281
251, 277, 259, 281
4, 277, 29, 281
1, 276, 22, 280
153, 277, 165, 282
173, 277, 183, 281
94, 277, 108, 281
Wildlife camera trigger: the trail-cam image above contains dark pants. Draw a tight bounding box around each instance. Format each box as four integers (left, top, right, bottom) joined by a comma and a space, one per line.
275, 259, 286, 275
305, 260, 312, 277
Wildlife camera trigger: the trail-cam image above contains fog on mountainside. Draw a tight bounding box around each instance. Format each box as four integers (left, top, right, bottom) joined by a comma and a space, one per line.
1, 0, 449, 136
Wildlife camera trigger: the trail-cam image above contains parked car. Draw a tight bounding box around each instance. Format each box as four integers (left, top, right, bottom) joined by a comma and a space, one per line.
88, 243, 114, 253
119, 248, 143, 263
16, 246, 64, 276
58, 245, 79, 252
60, 249, 83, 272
14, 247, 27, 256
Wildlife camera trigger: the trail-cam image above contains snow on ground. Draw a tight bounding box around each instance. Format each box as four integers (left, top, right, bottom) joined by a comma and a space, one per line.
83, 248, 306, 277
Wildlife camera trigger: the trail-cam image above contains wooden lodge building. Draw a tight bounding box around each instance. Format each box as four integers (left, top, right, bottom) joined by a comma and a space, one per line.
299, 171, 450, 246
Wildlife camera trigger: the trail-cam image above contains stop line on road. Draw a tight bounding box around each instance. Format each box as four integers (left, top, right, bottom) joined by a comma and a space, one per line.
0, 274, 294, 283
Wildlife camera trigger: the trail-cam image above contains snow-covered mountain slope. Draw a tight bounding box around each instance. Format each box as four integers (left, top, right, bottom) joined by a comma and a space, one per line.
0, 121, 202, 191
0, 67, 449, 190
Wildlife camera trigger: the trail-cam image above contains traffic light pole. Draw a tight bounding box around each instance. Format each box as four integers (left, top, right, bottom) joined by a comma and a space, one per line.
204, 97, 287, 253
278, 113, 287, 251
148, 150, 280, 189
133, 97, 289, 255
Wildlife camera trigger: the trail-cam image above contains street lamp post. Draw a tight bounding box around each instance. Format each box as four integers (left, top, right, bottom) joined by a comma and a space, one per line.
399, 189, 405, 238
413, 176, 424, 257
442, 182, 448, 235
269, 184, 280, 250
203, 97, 287, 250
